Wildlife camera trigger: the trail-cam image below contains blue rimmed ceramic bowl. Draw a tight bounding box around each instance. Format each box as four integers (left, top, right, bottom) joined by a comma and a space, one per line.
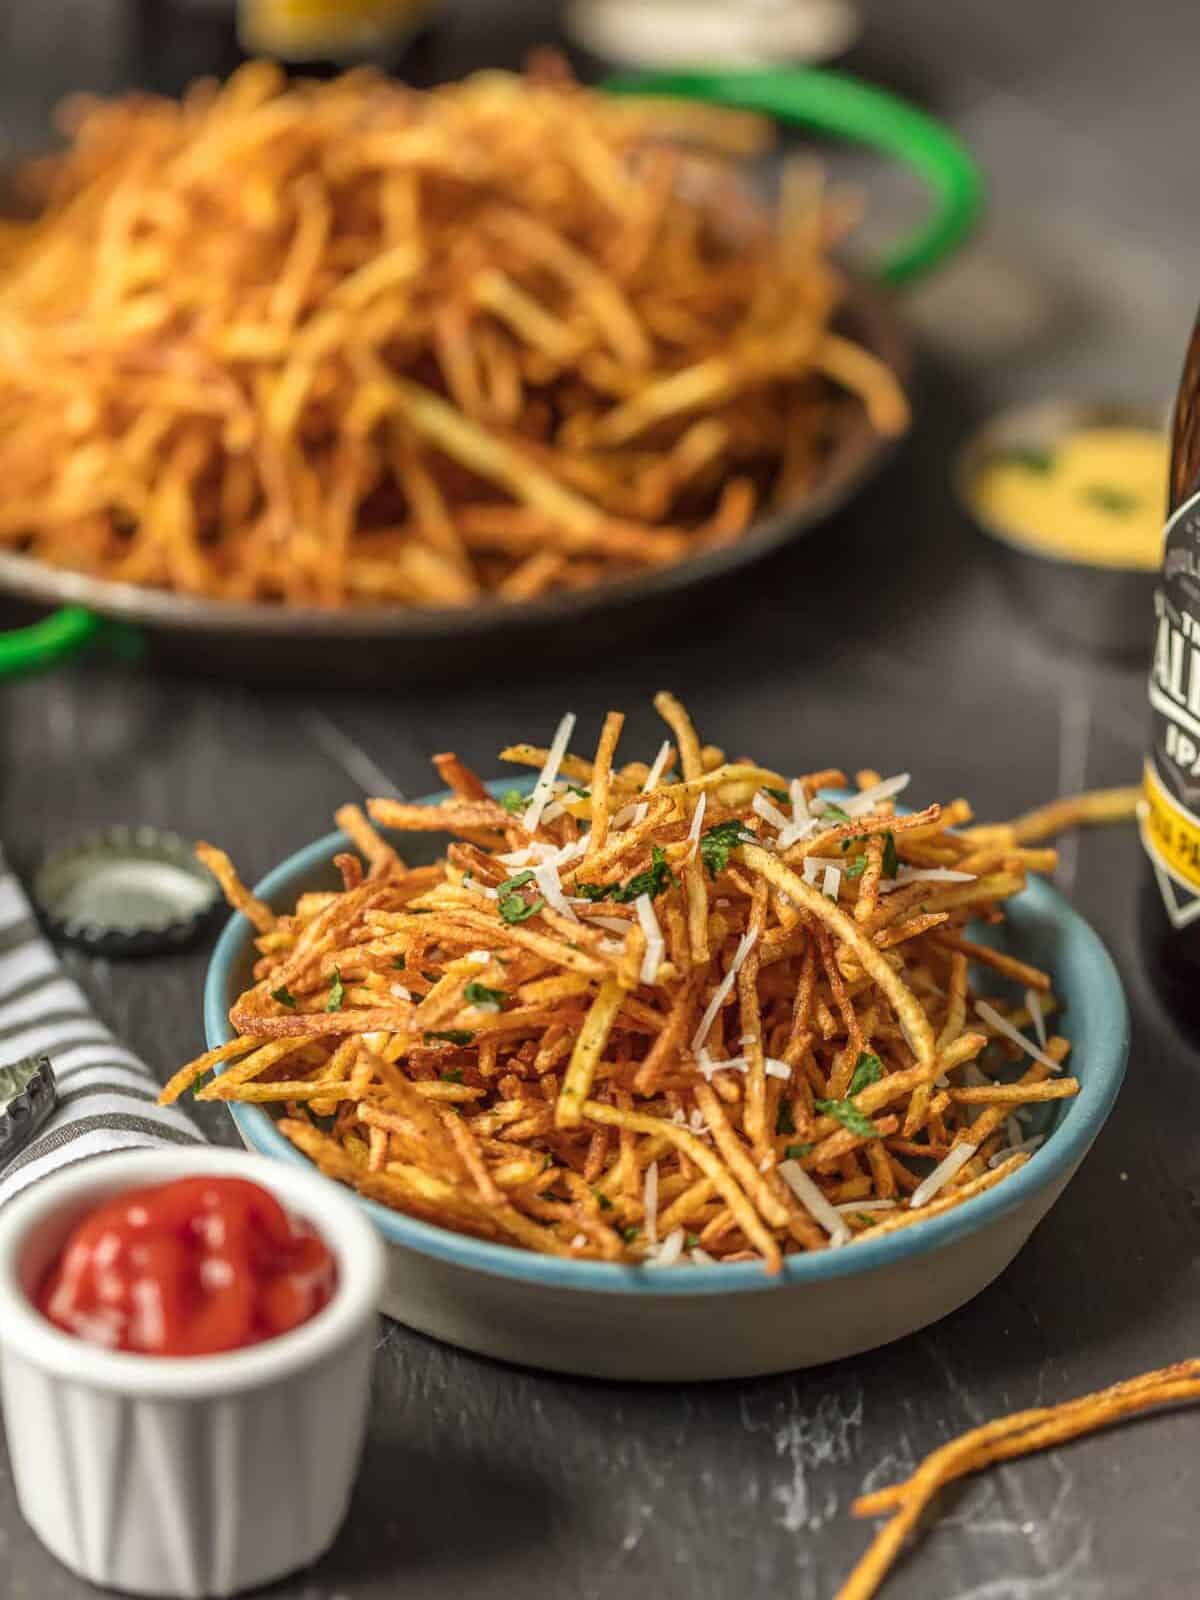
203, 784, 1128, 1380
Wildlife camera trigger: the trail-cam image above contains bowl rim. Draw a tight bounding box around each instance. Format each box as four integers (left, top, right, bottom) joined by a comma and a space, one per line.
203, 785, 1129, 1297
0, 1146, 385, 1394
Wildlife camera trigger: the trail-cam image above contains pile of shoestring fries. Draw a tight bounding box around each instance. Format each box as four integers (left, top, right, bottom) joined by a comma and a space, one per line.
837, 1359, 1200, 1599
0, 56, 907, 608
162, 694, 1138, 1269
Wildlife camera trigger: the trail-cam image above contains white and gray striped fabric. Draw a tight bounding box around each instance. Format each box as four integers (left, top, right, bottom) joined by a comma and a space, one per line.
0, 855, 203, 1207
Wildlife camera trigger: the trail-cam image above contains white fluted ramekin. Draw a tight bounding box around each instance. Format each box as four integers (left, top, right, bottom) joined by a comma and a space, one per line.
0, 1146, 385, 1598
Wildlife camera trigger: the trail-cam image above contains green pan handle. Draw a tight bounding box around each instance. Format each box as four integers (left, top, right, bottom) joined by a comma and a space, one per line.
603, 67, 983, 286
0, 605, 101, 679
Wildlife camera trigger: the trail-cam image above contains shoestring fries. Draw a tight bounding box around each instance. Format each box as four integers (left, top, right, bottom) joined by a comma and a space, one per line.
0, 57, 907, 610
164, 692, 1097, 1269
838, 1360, 1200, 1600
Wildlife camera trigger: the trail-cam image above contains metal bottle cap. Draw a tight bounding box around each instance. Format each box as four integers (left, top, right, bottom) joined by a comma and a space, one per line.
0, 1054, 58, 1167
33, 827, 221, 957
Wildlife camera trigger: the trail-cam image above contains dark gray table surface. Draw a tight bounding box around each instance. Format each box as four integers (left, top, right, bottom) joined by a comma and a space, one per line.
2, 2, 1199, 1596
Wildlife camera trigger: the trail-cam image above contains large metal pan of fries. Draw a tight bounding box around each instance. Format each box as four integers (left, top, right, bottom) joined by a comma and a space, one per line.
0, 61, 980, 681
174, 695, 1128, 1379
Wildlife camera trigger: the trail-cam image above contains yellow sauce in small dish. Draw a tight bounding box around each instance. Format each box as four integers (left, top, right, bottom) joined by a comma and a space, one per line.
972, 426, 1168, 570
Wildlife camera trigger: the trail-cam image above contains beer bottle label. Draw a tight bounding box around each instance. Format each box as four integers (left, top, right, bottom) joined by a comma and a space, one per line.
1144, 486, 1200, 926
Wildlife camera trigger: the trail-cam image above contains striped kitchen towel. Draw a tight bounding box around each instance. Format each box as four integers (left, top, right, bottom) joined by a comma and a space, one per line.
0, 853, 203, 1206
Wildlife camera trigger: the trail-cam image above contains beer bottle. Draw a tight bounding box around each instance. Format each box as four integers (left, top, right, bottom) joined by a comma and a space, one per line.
1140, 316, 1200, 1026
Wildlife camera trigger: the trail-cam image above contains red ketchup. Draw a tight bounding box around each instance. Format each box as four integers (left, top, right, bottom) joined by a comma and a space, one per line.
36, 1176, 336, 1355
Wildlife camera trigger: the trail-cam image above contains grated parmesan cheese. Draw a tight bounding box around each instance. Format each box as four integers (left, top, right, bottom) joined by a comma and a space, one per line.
522, 711, 576, 833
802, 855, 842, 886
844, 773, 911, 817
834, 1199, 898, 1213
690, 1247, 716, 1265
643, 1160, 659, 1244
764, 1058, 792, 1081
499, 836, 585, 869
390, 984, 412, 1001
777, 778, 818, 850
632, 739, 673, 825
695, 1049, 748, 1080
634, 892, 664, 985
752, 791, 792, 833
686, 791, 708, 859
989, 1135, 1044, 1168
534, 859, 579, 923
910, 1142, 977, 1209
877, 866, 976, 894
1025, 987, 1047, 1047
821, 864, 841, 901
647, 1226, 685, 1267
690, 928, 757, 1054
961, 1061, 989, 1123
975, 1000, 1062, 1071
779, 1160, 852, 1247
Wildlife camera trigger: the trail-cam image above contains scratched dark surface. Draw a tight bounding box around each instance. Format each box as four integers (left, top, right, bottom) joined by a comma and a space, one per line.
1, 2, 1199, 1597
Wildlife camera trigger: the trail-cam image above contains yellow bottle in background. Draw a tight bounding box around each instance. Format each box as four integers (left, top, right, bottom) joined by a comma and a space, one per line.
239, 0, 435, 62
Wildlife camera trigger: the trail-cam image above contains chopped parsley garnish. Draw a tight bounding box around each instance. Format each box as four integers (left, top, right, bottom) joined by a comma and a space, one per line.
881, 831, 899, 880
424, 1029, 474, 1047
848, 1052, 883, 1095
699, 818, 754, 879
621, 1225, 640, 1244
576, 844, 678, 903
784, 1143, 814, 1160
407, 907, 432, 915
421, 970, 440, 984
575, 880, 614, 903
776, 1100, 796, 1136
440, 1067, 465, 1083
594, 1190, 613, 1211
820, 801, 851, 824
619, 844, 678, 901
500, 789, 528, 815
464, 981, 508, 1009
843, 855, 868, 879
764, 786, 791, 805
565, 784, 591, 800
497, 870, 545, 924
685, 1232, 700, 1249
392, 954, 406, 970
325, 968, 345, 1012
814, 1097, 878, 1139
271, 985, 297, 1009
1081, 483, 1139, 515
994, 445, 1055, 474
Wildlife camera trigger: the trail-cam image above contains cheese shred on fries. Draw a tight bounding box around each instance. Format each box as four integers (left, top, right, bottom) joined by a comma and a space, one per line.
157, 694, 1122, 1270
0, 57, 907, 608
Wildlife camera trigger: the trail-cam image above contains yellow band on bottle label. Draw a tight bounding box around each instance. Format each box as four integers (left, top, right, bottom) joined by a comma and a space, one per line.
1142, 757, 1200, 893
